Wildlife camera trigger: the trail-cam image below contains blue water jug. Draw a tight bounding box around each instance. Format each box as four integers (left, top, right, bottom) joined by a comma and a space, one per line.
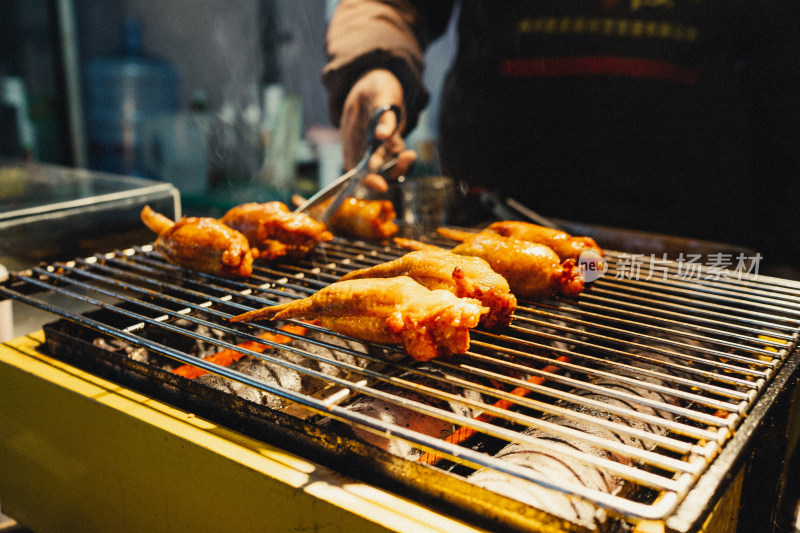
86, 18, 179, 177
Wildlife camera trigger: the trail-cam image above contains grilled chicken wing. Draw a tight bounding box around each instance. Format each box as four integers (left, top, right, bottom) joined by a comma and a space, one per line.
395, 234, 584, 299
438, 223, 603, 261
230, 276, 488, 361
141, 205, 254, 278
220, 202, 333, 261
304, 196, 399, 240
484, 221, 603, 260
340, 250, 516, 328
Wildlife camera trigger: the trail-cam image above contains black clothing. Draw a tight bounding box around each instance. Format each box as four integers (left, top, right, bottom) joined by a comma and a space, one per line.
324, 0, 800, 268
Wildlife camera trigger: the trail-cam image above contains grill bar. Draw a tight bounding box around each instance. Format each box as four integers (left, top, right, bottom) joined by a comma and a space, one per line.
463, 344, 737, 427
539, 300, 792, 351
474, 332, 746, 412
577, 291, 799, 339
591, 280, 800, 327
524, 303, 781, 360
416, 362, 699, 455
436, 357, 725, 443
4, 273, 690, 504
603, 250, 800, 301
11, 262, 701, 480
510, 315, 765, 391
2, 235, 799, 528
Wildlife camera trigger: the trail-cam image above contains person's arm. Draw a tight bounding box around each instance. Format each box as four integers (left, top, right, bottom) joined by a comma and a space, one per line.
322, 0, 454, 187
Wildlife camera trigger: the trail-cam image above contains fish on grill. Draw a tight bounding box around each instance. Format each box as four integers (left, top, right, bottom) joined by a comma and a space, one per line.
439, 222, 603, 262
339, 249, 517, 329
394, 234, 584, 299
220, 201, 333, 261
230, 276, 488, 361
140, 205, 254, 278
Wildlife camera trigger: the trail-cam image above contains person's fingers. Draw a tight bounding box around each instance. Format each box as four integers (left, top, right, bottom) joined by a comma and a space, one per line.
341, 105, 369, 169
362, 173, 389, 192
362, 148, 416, 192
382, 131, 409, 155
384, 149, 417, 180
290, 194, 306, 208
339, 69, 408, 174
369, 147, 415, 173
374, 110, 398, 140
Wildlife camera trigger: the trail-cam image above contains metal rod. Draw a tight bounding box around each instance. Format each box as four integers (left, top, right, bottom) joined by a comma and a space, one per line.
2, 236, 798, 523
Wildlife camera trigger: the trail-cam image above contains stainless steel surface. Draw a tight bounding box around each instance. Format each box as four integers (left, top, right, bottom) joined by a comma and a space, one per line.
1, 234, 798, 529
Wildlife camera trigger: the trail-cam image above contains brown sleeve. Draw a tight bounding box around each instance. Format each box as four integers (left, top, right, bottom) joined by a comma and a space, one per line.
322, 0, 454, 133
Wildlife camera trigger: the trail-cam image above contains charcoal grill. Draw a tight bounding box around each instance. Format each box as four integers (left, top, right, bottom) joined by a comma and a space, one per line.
1, 232, 799, 533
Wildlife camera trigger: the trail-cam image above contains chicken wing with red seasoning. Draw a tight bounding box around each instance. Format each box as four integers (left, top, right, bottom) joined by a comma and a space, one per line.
141, 205, 254, 278
230, 276, 488, 361
395, 234, 584, 300
220, 202, 332, 261
302, 196, 399, 240
481, 221, 603, 261
340, 249, 516, 329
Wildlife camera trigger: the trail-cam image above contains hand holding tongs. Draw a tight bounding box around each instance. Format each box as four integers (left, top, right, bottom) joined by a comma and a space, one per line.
294, 104, 403, 224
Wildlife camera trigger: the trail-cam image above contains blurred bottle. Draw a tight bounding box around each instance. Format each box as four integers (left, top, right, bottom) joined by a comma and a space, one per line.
85, 18, 179, 177
405, 108, 440, 177
262, 91, 302, 191
206, 84, 265, 190
140, 90, 211, 195
1, 76, 37, 160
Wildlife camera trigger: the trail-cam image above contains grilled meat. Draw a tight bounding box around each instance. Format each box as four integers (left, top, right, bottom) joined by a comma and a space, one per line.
395, 235, 584, 299
220, 202, 333, 261
451, 221, 604, 261
329, 197, 398, 240
230, 276, 488, 361
140, 205, 254, 278
340, 249, 516, 328
303, 196, 399, 240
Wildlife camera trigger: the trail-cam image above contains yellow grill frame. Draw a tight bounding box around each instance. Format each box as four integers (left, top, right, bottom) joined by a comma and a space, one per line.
0, 332, 485, 533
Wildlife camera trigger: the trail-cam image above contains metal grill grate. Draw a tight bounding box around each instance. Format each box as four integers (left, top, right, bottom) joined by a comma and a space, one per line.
2, 235, 799, 528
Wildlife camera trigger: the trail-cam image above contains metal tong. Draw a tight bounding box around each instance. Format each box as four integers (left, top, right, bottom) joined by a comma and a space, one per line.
476, 188, 564, 231
294, 104, 402, 224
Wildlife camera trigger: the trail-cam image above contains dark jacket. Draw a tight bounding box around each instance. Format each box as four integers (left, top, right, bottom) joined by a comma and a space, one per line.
323, 0, 800, 267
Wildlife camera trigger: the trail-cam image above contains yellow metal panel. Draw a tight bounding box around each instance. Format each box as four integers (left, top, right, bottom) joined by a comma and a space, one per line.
698, 467, 743, 533
0, 333, 486, 533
